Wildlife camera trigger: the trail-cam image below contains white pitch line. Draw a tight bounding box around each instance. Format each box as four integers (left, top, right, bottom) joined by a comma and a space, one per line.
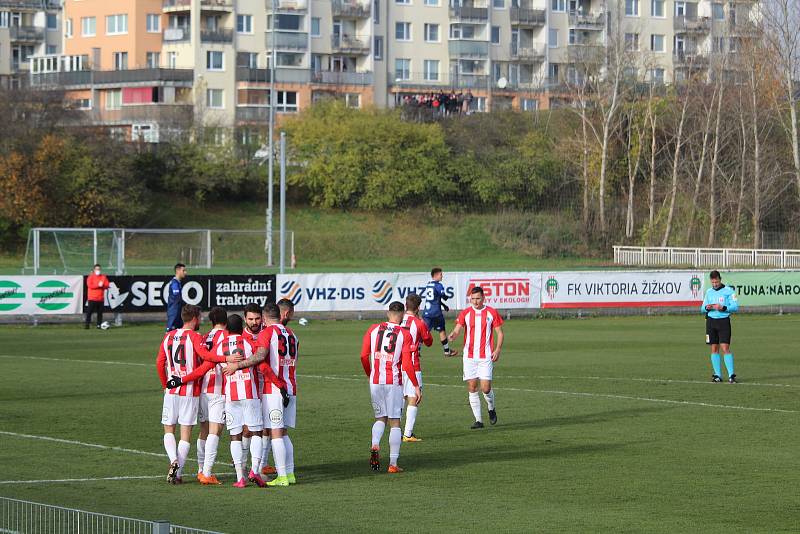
0, 472, 236, 485
0, 355, 148, 367
525, 375, 800, 389
0, 431, 187, 461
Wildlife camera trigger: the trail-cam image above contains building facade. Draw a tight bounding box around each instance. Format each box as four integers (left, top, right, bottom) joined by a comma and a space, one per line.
25, 0, 758, 141
0, 0, 62, 89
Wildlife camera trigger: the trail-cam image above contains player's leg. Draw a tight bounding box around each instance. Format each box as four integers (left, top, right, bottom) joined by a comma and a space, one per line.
437, 316, 457, 356
258, 395, 276, 475
266, 426, 288, 487
226, 401, 247, 486
176, 424, 193, 483
196, 396, 209, 478
387, 384, 404, 472
402, 371, 422, 441
464, 358, 483, 428
161, 393, 181, 483
707, 318, 723, 382
244, 400, 266, 487
480, 378, 497, 425
200, 394, 225, 484
283, 398, 297, 483
95, 300, 104, 328
240, 428, 251, 473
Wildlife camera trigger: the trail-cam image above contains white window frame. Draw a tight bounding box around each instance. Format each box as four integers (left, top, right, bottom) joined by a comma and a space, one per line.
395, 58, 411, 80
491, 25, 500, 44
237, 14, 253, 34
396, 22, 411, 41
424, 23, 439, 42
106, 14, 128, 35
395, 0, 411, 4
551, 0, 566, 12
81, 17, 96, 37
311, 17, 320, 37
548, 28, 558, 48
276, 90, 298, 113
625, 0, 639, 16
106, 90, 122, 110
493, 0, 505, 8
207, 88, 224, 109
65, 18, 72, 38
146, 14, 160, 33
168, 51, 177, 68
650, 33, 664, 52
374, 36, 384, 60
424, 0, 439, 5
112, 51, 128, 70
674, 1, 686, 16
423, 59, 439, 81
0, 12, 9, 29
207, 50, 224, 71
624, 32, 639, 51
46, 13, 57, 31
650, 0, 664, 18
146, 51, 160, 68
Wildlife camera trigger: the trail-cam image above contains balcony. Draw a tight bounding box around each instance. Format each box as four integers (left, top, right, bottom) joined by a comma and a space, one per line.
331, 34, 370, 54
568, 11, 605, 29
274, 68, 311, 83
448, 40, 489, 58
9, 25, 45, 42
567, 42, 604, 61
265, 0, 307, 12
266, 31, 308, 50
0, 1, 58, 11
30, 70, 91, 88
510, 43, 546, 61
673, 50, 709, 67
391, 72, 488, 89
163, 25, 191, 42
510, 7, 545, 26
89, 104, 194, 126
311, 70, 373, 85
449, 5, 489, 21
236, 67, 271, 82
332, 0, 370, 18
236, 106, 269, 122
201, 28, 233, 42
163, 0, 233, 11
31, 68, 194, 88
673, 16, 711, 33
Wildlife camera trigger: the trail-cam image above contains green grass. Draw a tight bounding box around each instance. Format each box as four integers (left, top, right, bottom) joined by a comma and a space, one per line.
1, 315, 798, 532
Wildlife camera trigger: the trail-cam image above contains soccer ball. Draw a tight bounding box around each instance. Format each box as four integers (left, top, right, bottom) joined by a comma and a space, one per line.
298, 317, 308, 326
100, 321, 111, 330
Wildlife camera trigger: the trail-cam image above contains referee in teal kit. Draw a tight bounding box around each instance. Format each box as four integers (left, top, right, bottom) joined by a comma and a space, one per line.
701, 270, 739, 383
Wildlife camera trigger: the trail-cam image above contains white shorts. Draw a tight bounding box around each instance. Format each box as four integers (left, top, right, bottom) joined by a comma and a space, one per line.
225, 398, 263, 435
463, 358, 493, 381
369, 383, 403, 419
199, 393, 225, 425
161, 392, 199, 427
262, 393, 297, 429
402, 371, 423, 398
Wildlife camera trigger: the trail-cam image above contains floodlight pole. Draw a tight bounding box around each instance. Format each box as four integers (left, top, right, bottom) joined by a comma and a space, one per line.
266, 0, 278, 267
279, 131, 286, 274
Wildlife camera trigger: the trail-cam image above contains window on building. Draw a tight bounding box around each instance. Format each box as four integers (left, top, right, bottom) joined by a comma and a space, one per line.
113, 52, 128, 70
493, 0, 505, 7
81, 17, 96, 37
650, 34, 664, 52
311, 17, 320, 37
107, 14, 128, 35
46, 45, 57, 55
548, 62, 559, 81
345, 93, 361, 108
395, 58, 411, 80
374, 36, 384, 60
75, 98, 92, 110
237, 14, 253, 33
650, 0, 664, 17
548, 28, 558, 48
147, 52, 160, 68
650, 68, 665, 83
269, 14, 301, 31
106, 90, 122, 110
624, 32, 639, 51
207, 50, 224, 70
424, 23, 439, 42
712, 36, 724, 52
551, 0, 565, 12
425, 0, 439, 5
0, 12, 8, 28
396, 22, 411, 41
424, 59, 439, 81
522, 98, 539, 111
238, 51, 258, 68
276, 91, 298, 112
625, 0, 638, 16
568, 28, 576, 44
396, 0, 411, 4
65, 18, 72, 37
168, 51, 177, 68
46, 14, 57, 30
712, 3, 724, 19
491, 26, 500, 44
675, 1, 686, 16
146, 14, 160, 33
207, 88, 224, 109
374, 0, 380, 23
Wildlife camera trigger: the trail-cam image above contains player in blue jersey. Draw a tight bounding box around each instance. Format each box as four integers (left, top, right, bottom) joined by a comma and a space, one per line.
421, 267, 458, 357
166, 263, 187, 332
701, 270, 739, 383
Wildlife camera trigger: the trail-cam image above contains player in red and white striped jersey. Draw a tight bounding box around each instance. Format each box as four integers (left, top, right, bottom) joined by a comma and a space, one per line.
219, 313, 266, 488
400, 293, 433, 443
256, 302, 298, 487
196, 306, 228, 485
156, 305, 239, 484
240, 303, 263, 474
448, 286, 505, 429
360, 301, 420, 473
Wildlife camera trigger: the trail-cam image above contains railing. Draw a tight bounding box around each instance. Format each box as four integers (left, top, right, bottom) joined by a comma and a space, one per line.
673, 15, 711, 33
510, 7, 545, 25
9, 25, 45, 41
448, 39, 489, 57
0, 0, 59, 10
613, 246, 800, 269
331, 34, 370, 53
86, 104, 195, 125
311, 70, 373, 85
0, 497, 222, 534
449, 5, 489, 20
236, 66, 271, 82
265, 0, 308, 12
568, 11, 605, 27
31, 68, 193, 87
30, 70, 92, 87
510, 42, 546, 60
163, 0, 233, 9
163, 25, 190, 41
200, 28, 233, 42
332, 0, 370, 18
266, 31, 308, 50
391, 71, 489, 89
673, 50, 708, 66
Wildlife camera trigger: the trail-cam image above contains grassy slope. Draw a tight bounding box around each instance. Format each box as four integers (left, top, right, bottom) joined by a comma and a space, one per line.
1, 315, 798, 533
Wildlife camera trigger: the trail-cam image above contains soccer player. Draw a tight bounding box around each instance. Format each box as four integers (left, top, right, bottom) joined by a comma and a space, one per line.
258, 302, 298, 487
448, 286, 504, 429
84, 264, 109, 329
361, 301, 420, 473
421, 267, 458, 357
156, 304, 240, 484
219, 313, 266, 488
166, 263, 187, 331
196, 306, 228, 485
701, 270, 739, 383
240, 303, 263, 471
400, 293, 433, 442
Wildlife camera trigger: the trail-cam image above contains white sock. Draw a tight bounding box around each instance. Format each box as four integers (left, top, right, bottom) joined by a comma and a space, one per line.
483, 390, 495, 411
176, 440, 191, 478
241, 436, 250, 471
249, 435, 262, 475
263, 436, 272, 467
271, 436, 287, 477
230, 440, 244, 481
469, 392, 482, 422
389, 427, 402, 467
163, 434, 177, 464
371, 420, 386, 448
283, 435, 294, 474
403, 405, 418, 438
196, 438, 206, 473
202, 435, 219, 477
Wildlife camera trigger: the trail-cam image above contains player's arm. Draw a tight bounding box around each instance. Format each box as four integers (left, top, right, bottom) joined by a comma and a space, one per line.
420, 320, 434, 347
223, 344, 267, 375
156, 344, 168, 389
447, 311, 466, 342
360, 328, 373, 377
491, 325, 504, 362
701, 291, 712, 313
724, 290, 739, 313
401, 335, 422, 403
174, 360, 215, 385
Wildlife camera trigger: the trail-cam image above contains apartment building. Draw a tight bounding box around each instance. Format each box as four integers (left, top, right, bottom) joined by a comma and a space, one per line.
0, 0, 61, 89
26, 0, 759, 141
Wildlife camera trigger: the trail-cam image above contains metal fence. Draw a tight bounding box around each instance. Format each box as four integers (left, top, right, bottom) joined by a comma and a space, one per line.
614, 246, 800, 269
0, 497, 222, 534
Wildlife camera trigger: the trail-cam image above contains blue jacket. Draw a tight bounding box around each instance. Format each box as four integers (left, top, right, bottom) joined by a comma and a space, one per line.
166, 277, 183, 331
701, 284, 739, 319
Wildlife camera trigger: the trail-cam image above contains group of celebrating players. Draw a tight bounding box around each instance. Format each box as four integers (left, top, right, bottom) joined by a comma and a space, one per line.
156, 267, 506, 485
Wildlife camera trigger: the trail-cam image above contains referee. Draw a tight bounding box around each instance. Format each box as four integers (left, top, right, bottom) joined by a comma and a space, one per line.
701, 270, 739, 383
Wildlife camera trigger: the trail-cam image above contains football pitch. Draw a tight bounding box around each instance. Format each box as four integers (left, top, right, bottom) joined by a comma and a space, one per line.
1, 315, 798, 533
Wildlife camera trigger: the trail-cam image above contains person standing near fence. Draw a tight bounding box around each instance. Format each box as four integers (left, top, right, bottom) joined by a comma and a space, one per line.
166, 263, 187, 332
701, 270, 739, 383
85, 264, 109, 330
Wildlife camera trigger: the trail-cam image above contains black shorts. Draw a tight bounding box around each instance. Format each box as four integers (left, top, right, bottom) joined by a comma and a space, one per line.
706, 317, 732, 345
423, 314, 446, 332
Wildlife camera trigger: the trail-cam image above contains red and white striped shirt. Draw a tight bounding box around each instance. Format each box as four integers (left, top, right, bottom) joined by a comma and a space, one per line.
201, 327, 227, 395
456, 305, 504, 359
360, 322, 417, 386
156, 328, 207, 397
257, 323, 299, 396
244, 326, 260, 345
401, 313, 433, 372
221, 334, 259, 401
